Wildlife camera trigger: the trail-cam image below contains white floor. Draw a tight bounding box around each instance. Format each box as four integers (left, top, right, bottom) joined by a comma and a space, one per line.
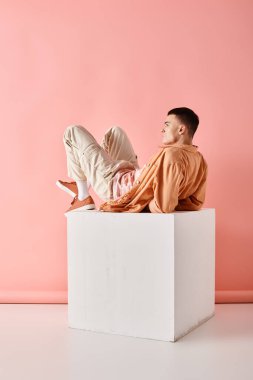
0, 304, 252, 380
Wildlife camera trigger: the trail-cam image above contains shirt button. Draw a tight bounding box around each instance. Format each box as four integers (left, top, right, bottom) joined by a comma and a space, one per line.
136, 180, 140, 184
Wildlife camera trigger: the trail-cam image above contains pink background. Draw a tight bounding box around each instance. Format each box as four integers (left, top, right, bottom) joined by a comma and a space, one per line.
0, 0, 252, 303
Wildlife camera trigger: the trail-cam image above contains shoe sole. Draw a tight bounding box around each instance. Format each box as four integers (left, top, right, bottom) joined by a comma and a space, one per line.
56, 180, 77, 197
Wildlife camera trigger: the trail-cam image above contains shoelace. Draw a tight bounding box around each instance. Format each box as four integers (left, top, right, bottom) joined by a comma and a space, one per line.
70, 195, 78, 205
70, 195, 92, 205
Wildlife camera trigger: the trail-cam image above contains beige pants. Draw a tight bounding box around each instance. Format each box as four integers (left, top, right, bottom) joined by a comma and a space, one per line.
63, 125, 140, 200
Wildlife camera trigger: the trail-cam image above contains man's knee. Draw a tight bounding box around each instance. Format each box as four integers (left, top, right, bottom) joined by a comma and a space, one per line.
63, 124, 82, 141
110, 126, 124, 135
104, 126, 125, 141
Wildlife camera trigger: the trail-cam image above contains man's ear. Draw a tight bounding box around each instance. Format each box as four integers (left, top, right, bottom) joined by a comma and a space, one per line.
178, 124, 186, 135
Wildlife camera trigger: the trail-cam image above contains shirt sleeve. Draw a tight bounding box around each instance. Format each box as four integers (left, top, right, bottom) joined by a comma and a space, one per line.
148, 161, 183, 213
175, 165, 208, 211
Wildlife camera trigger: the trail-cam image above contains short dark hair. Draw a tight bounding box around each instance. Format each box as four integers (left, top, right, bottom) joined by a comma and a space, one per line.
167, 107, 199, 137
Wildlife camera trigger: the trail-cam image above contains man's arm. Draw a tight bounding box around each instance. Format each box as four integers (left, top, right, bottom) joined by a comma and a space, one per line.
148, 161, 183, 213
175, 165, 208, 211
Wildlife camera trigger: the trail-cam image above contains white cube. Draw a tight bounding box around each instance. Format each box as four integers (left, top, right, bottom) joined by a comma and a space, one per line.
66, 208, 215, 342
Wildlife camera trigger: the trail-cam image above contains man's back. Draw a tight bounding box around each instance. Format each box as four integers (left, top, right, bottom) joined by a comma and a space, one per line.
148, 143, 208, 213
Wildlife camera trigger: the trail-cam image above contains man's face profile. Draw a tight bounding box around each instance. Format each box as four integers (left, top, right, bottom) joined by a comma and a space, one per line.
161, 114, 183, 144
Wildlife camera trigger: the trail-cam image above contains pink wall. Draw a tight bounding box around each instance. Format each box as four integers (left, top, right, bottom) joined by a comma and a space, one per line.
0, 0, 252, 303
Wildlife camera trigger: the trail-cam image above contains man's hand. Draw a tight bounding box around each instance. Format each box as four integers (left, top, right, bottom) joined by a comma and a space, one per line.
141, 204, 151, 213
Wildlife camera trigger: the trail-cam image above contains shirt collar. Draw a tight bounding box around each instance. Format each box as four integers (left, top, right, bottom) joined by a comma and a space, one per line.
159, 142, 199, 152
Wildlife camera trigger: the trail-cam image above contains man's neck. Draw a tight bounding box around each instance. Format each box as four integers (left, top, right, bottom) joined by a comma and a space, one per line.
177, 136, 193, 145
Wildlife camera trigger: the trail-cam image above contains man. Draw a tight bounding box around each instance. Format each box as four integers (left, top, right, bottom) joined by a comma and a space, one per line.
56, 107, 208, 214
